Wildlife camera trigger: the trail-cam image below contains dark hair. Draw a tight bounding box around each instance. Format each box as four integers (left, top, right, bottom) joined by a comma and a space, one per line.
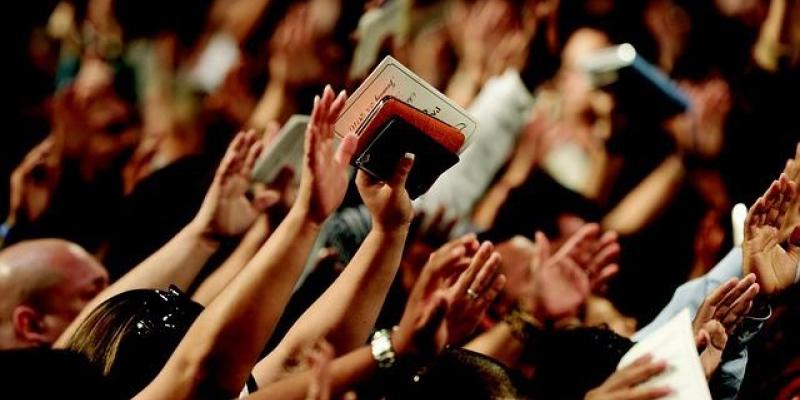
66, 286, 203, 398
393, 347, 522, 399
526, 326, 633, 400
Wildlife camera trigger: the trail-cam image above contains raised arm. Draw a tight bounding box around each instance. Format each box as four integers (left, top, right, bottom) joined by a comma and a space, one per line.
252, 156, 415, 384
55, 130, 271, 347
136, 85, 357, 400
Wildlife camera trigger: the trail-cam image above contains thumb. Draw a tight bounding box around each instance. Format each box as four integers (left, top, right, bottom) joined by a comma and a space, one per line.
334, 134, 358, 166
420, 293, 449, 348
253, 189, 281, 211
389, 152, 415, 188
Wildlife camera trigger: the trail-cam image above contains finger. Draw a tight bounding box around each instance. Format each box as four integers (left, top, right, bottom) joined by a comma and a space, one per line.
557, 223, 600, 260
454, 241, 494, 295
480, 273, 506, 306
621, 360, 668, 387
589, 242, 620, 277
705, 277, 739, 308
715, 274, 756, 321
328, 90, 348, 125
762, 179, 784, 227
244, 133, 264, 174
253, 189, 281, 211
389, 153, 415, 188
534, 231, 551, 265
722, 281, 759, 330
216, 132, 246, 180
334, 134, 357, 166
624, 386, 672, 400
470, 252, 502, 295
310, 94, 323, 133
591, 264, 619, 292
606, 354, 653, 389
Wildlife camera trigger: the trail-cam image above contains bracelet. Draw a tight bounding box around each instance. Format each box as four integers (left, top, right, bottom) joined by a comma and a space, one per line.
504, 306, 543, 343
371, 329, 397, 369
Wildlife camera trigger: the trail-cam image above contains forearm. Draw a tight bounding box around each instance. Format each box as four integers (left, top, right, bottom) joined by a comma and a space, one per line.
54, 221, 218, 348
248, 346, 378, 400
192, 216, 271, 305
602, 154, 685, 235
254, 224, 408, 383
143, 207, 321, 400
248, 81, 294, 129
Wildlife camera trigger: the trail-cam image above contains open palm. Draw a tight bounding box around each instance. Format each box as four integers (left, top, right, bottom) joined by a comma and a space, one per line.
743, 174, 800, 295
298, 85, 357, 224
196, 130, 277, 236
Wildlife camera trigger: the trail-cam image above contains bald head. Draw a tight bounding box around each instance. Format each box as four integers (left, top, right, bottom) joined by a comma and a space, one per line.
0, 239, 108, 349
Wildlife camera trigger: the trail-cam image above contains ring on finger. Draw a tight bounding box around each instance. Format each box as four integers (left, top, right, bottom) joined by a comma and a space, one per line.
467, 288, 480, 300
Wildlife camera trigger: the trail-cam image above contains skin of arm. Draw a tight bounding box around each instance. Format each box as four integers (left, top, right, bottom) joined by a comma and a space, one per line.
192, 215, 271, 306
54, 130, 270, 348
601, 154, 685, 235
253, 158, 416, 385
135, 86, 357, 400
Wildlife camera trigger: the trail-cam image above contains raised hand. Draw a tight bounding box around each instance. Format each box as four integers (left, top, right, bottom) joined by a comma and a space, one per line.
743, 173, 800, 295
692, 274, 759, 336
193, 130, 277, 237
8, 136, 61, 224
585, 354, 671, 400
780, 143, 800, 239
527, 224, 620, 321
296, 85, 358, 224
356, 154, 414, 232
442, 241, 506, 346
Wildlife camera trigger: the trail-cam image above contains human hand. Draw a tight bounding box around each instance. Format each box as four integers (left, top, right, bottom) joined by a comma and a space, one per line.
356, 154, 414, 232
441, 241, 506, 346
304, 340, 334, 400
295, 85, 358, 224
526, 224, 620, 320
268, 4, 324, 88
585, 354, 671, 400
193, 130, 278, 237
695, 319, 728, 380
8, 136, 61, 224
693, 274, 759, 336
743, 173, 800, 295
667, 78, 731, 160
780, 143, 800, 240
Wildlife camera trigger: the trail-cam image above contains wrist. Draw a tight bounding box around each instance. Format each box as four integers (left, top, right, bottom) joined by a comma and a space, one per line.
184, 219, 222, 253
372, 220, 412, 236
286, 205, 324, 231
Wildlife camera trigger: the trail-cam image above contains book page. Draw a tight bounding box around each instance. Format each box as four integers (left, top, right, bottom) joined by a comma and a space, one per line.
617, 309, 712, 400
251, 115, 309, 184
335, 56, 477, 153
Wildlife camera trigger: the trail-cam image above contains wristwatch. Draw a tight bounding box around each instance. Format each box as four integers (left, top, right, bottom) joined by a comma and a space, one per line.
370, 329, 397, 369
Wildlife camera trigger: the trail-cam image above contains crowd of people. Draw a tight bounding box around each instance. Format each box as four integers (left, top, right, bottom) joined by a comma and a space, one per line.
1, 0, 800, 398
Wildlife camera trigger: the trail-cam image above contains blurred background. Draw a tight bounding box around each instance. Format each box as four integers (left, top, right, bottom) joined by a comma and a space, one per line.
1, 0, 799, 397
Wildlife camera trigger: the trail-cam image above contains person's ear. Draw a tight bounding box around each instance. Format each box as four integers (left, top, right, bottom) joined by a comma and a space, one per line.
12, 305, 50, 346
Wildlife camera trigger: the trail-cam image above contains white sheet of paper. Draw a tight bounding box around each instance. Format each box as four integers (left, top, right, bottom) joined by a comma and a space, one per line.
335, 55, 477, 153
617, 309, 712, 400
251, 115, 309, 184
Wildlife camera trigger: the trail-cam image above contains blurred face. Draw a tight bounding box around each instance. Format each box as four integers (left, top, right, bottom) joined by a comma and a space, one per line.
41, 246, 109, 342
558, 28, 611, 120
